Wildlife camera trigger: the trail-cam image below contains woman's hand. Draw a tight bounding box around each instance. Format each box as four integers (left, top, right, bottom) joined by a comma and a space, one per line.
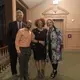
39, 41, 45, 46
32, 40, 38, 43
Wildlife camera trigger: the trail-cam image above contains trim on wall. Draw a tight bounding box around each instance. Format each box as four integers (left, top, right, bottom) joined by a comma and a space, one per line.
66, 29, 80, 32
65, 30, 80, 49
53, 19, 64, 21
42, 6, 69, 15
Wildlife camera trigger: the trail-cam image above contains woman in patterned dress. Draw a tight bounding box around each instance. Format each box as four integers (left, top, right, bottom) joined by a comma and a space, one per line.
46, 19, 63, 79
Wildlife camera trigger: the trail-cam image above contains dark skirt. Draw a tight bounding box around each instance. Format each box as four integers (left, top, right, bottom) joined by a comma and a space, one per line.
33, 43, 46, 61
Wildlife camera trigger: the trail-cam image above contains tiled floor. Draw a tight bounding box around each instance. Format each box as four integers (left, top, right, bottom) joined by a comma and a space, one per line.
0, 51, 80, 80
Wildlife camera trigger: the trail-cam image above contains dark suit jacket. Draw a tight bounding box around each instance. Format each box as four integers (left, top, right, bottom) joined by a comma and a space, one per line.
7, 21, 18, 45
7, 21, 24, 54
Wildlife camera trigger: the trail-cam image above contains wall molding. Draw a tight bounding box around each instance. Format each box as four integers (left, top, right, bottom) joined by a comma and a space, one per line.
42, 6, 69, 16
66, 29, 80, 32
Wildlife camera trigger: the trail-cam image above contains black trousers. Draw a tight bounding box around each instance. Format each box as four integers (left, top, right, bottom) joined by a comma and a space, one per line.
8, 44, 17, 75
48, 47, 58, 71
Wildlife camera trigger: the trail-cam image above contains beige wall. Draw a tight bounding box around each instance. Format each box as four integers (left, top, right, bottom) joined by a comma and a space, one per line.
27, 0, 80, 50
27, 0, 80, 29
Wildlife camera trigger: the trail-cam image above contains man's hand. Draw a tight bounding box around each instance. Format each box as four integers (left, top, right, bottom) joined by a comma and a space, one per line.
17, 50, 21, 56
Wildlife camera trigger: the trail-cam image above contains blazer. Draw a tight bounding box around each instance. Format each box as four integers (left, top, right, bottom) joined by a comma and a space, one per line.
7, 21, 24, 45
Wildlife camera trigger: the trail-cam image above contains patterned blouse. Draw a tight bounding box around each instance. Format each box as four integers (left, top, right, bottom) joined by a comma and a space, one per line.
46, 27, 63, 63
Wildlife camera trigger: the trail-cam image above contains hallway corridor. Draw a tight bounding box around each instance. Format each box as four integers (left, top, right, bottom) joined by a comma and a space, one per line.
0, 51, 80, 80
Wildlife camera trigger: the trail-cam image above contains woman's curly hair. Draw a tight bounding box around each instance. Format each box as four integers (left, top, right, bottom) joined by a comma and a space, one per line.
35, 18, 45, 27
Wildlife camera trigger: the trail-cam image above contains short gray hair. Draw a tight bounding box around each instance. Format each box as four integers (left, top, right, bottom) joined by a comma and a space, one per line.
16, 10, 24, 16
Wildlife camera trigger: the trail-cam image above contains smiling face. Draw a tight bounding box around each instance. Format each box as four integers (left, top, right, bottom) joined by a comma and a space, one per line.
46, 19, 54, 28
26, 21, 32, 29
16, 10, 24, 22
37, 20, 43, 28
23, 20, 32, 30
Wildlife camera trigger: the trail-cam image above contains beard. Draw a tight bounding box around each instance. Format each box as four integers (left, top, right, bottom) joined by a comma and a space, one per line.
27, 26, 31, 30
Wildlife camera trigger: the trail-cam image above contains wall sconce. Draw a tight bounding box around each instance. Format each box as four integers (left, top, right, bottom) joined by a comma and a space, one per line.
52, 0, 61, 13
53, 0, 61, 5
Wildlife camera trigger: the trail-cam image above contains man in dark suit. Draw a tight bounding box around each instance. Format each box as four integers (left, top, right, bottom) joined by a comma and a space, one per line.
7, 10, 24, 79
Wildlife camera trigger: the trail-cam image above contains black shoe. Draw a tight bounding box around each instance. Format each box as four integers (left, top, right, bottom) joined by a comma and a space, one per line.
12, 74, 18, 80
50, 71, 54, 79
54, 70, 57, 78
41, 69, 45, 79
37, 70, 41, 79
50, 70, 57, 79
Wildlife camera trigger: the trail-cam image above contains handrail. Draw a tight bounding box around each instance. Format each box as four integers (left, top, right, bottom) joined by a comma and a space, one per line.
0, 46, 10, 73
0, 46, 8, 50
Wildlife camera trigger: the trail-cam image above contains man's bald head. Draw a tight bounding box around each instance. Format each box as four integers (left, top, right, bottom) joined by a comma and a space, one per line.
25, 20, 32, 29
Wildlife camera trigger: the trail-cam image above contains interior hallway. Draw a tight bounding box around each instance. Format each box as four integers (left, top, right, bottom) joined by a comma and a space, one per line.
0, 51, 80, 80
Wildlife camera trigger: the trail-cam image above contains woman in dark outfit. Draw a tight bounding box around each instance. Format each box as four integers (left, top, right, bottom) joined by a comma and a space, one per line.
32, 18, 47, 79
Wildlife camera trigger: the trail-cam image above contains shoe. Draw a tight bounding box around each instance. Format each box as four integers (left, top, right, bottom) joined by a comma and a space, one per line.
41, 69, 45, 79
12, 74, 18, 80
37, 70, 41, 79
20, 77, 24, 80
54, 70, 57, 78
50, 70, 57, 79
17, 74, 20, 77
24, 76, 30, 80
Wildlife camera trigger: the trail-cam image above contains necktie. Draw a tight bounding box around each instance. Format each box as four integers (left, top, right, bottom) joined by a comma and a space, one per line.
18, 22, 22, 29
